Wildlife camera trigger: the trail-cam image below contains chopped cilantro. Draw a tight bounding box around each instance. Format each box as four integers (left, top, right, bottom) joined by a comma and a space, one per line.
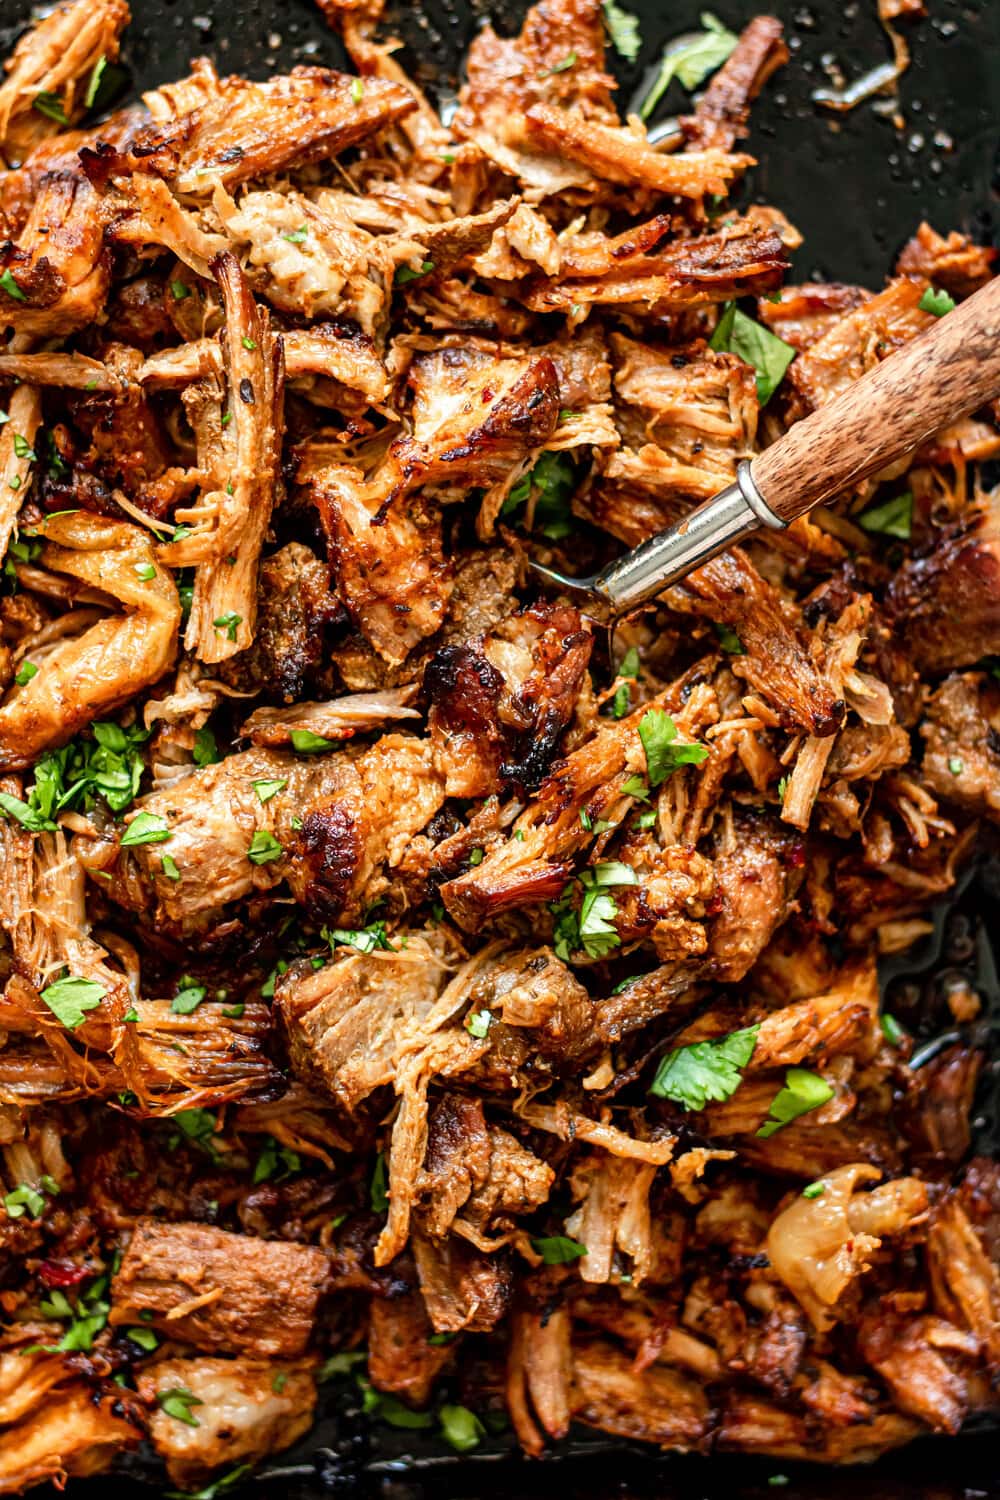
857, 490, 912, 540
157, 1387, 203, 1427
395, 259, 435, 285
919, 285, 955, 317
649, 1024, 759, 1110
802, 1181, 826, 1199
710, 302, 796, 405
370, 1152, 389, 1214
213, 612, 242, 642
639, 13, 737, 120
469, 847, 484, 866
325, 920, 392, 954
192, 727, 220, 766
241, 335, 257, 351
12, 433, 35, 461
621, 775, 650, 800
253, 777, 287, 804
543, 51, 578, 75
602, 0, 641, 61
756, 1067, 833, 1138
171, 983, 207, 1015
638, 708, 709, 787
252, 1136, 301, 1185
4, 1182, 47, 1219
715, 623, 744, 654
247, 829, 282, 865
32, 91, 67, 124
14, 661, 38, 685
351, 77, 365, 103
40, 974, 106, 1029
880, 1012, 906, 1048
120, 811, 171, 847
0, 270, 26, 303
501, 451, 575, 540
126, 1326, 159, 1352
289, 729, 336, 753
85, 56, 108, 110
439, 1404, 486, 1453
161, 854, 181, 881
134, 562, 155, 581
531, 1234, 587, 1264
949, 755, 965, 775
465, 1009, 492, 1039
281, 226, 309, 244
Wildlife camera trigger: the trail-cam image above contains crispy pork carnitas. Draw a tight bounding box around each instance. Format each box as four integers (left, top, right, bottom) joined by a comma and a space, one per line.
0, 0, 998, 1489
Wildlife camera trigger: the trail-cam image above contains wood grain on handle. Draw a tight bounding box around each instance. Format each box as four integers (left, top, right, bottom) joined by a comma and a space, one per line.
749, 276, 1000, 523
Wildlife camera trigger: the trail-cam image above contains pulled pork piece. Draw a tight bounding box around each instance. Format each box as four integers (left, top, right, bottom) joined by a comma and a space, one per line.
137, 66, 416, 194
368, 1286, 453, 1405
886, 493, 1000, 672
564, 1153, 659, 1285
217, 542, 340, 700
681, 16, 789, 151
452, 0, 617, 195
0, 0, 130, 166
169, 252, 285, 663
242, 687, 419, 747
708, 813, 797, 982
523, 220, 787, 313
928, 1198, 1000, 1368
411, 1230, 513, 1332
416, 1093, 553, 1240
522, 106, 752, 199
0, 384, 42, 563
766, 1165, 928, 1331
139, 1357, 317, 1488
895, 222, 996, 298
426, 602, 592, 797
0, 1352, 140, 1491
0, 512, 180, 770
718, 1392, 919, 1461
785, 277, 934, 416
101, 732, 441, 933
110, 1219, 329, 1356
570, 1338, 711, 1448
0, 171, 110, 336
756, 281, 872, 351
920, 672, 1000, 822
857, 1310, 974, 1434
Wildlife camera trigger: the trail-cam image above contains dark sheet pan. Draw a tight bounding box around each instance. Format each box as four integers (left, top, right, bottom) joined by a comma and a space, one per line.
2, 0, 999, 1494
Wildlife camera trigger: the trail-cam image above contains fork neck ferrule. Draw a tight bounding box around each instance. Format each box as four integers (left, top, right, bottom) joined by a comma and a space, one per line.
592, 461, 785, 616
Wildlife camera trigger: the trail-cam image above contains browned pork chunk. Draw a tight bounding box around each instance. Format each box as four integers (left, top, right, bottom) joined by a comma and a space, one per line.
681, 16, 788, 150
111, 1220, 329, 1356
886, 493, 1000, 672
139, 1357, 317, 1488
920, 672, 1000, 821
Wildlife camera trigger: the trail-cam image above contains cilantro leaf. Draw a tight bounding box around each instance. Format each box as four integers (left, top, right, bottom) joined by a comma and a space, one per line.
193, 727, 220, 766
649, 1024, 759, 1110
213, 612, 242, 642
395, 260, 435, 285
439, 1404, 486, 1453
531, 1234, 587, 1264
289, 729, 336, 753
602, 0, 641, 61
710, 303, 796, 405
578, 888, 620, 958
0, 269, 26, 303
32, 91, 67, 124
919, 285, 955, 317
638, 709, 709, 787
40, 975, 106, 1029
247, 830, 283, 865
157, 1387, 203, 1427
370, 1152, 389, 1214
120, 811, 171, 847
464, 1009, 492, 1038
0, 791, 56, 832
324, 920, 391, 954
252, 1135, 302, 1185
756, 1067, 833, 1138
857, 490, 912, 540
253, 778, 287, 803
639, 13, 737, 120
4, 1182, 47, 1219
171, 984, 207, 1015
500, 451, 576, 540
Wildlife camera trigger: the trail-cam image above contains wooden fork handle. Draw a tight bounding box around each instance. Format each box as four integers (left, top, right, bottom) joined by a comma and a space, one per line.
749, 275, 1000, 523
